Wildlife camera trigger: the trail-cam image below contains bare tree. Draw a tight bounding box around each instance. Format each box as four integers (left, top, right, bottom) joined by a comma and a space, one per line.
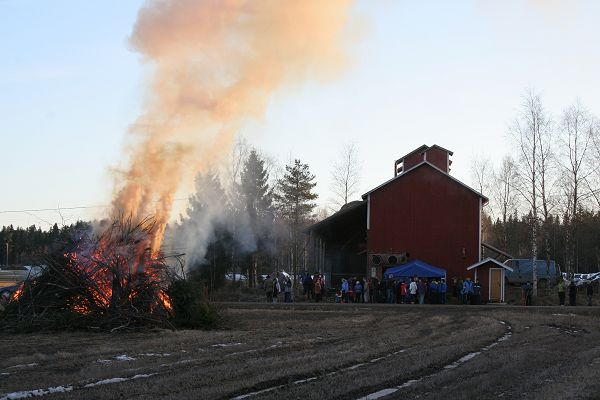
226, 135, 250, 192
558, 101, 597, 275
470, 154, 492, 198
331, 143, 361, 208
535, 102, 558, 284
491, 156, 519, 249
510, 89, 551, 296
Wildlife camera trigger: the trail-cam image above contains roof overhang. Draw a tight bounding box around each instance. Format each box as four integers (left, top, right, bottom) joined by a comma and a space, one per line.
467, 257, 514, 272
362, 161, 489, 203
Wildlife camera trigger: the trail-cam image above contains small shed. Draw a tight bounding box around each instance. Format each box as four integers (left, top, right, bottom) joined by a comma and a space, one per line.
466, 258, 514, 303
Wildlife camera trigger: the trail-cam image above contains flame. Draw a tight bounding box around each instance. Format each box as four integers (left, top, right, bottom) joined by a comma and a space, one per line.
10, 283, 24, 302
61, 219, 173, 316
158, 290, 173, 313
110, 0, 358, 252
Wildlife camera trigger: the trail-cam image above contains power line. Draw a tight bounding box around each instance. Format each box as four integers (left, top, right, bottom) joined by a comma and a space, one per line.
0, 198, 188, 215
0, 205, 108, 214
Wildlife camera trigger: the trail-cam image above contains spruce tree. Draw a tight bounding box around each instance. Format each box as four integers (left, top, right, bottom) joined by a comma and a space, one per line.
240, 150, 273, 285
275, 159, 318, 279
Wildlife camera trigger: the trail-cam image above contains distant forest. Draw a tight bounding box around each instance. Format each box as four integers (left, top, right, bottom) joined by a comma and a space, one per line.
0, 222, 89, 267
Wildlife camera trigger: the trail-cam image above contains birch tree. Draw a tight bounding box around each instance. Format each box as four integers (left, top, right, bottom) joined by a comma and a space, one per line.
558, 101, 597, 275
331, 143, 361, 208
510, 89, 551, 296
491, 156, 519, 248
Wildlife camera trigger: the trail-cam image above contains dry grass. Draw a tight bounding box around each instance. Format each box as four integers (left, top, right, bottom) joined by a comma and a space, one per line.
1, 304, 599, 400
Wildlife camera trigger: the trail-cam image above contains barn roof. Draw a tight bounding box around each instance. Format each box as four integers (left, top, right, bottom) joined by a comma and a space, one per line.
362, 160, 489, 203
394, 144, 454, 165
394, 144, 428, 164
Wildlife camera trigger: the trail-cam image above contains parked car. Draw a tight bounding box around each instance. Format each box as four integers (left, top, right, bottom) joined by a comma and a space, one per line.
504, 259, 561, 287
224, 273, 248, 281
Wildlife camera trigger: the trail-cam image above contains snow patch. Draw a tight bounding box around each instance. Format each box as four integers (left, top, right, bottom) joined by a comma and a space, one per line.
211, 343, 243, 348
97, 354, 137, 364
139, 353, 172, 357
84, 373, 155, 388
357, 388, 399, 400
0, 385, 73, 400
114, 355, 136, 361
7, 364, 38, 370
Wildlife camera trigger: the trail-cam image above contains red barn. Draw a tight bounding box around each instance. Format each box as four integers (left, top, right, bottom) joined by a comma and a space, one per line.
307, 145, 487, 291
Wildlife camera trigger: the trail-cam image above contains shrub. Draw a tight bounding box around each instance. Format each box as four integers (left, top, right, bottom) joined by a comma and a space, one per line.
167, 279, 219, 329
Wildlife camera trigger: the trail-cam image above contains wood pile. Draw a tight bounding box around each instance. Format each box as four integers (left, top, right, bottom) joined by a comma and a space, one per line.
0, 217, 181, 332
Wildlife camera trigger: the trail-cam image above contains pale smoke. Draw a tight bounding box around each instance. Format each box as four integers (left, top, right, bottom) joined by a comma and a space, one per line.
110, 0, 357, 251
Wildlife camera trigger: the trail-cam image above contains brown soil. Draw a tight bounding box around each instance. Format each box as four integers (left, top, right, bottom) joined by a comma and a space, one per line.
1, 303, 599, 400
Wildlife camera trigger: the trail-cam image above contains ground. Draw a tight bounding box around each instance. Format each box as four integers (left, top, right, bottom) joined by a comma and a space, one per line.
1, 303, 599, 400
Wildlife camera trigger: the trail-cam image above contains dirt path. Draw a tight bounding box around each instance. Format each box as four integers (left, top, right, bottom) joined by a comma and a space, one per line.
1, 304, 598, 400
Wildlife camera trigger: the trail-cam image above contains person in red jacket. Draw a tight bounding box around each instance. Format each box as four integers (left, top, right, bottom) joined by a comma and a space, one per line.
399, 281, 408, 304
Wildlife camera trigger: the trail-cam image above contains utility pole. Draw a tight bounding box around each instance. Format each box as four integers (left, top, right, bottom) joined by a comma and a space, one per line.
5, 241, 8, 269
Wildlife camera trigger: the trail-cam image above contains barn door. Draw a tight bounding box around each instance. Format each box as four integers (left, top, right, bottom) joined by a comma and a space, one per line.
490, 268, 502, 302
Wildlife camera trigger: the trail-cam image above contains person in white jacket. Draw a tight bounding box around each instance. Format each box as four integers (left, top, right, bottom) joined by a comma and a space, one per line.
409, 278, 418, 304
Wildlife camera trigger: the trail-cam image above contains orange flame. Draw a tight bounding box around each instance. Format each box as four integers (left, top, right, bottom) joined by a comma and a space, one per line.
10, 283, 24, 302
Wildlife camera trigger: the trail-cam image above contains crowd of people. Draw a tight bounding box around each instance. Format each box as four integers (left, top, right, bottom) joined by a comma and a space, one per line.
263, 270, 597, 306
262, 272, 293, 303
325, 275, 484, 305
263, 271, 597, 306
556, 278, 595, 306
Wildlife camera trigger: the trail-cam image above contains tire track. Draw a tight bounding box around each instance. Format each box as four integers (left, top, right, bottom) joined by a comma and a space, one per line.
355, 320, 512, 400
224, 347, 410, 400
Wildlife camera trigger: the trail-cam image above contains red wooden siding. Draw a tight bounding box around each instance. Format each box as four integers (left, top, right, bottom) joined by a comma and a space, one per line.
423, 147, 449, 173
367, 164, 480, 281
403, 152, 425, 171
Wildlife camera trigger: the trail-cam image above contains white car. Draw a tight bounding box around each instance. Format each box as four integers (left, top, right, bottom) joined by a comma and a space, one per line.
225, 273, 248, 281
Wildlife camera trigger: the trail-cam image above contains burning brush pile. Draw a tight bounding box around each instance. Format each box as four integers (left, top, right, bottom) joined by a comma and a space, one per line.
0, 217, 216, 332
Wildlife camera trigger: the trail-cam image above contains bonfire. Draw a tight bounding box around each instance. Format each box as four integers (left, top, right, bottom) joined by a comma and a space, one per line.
1, 217, 183, 332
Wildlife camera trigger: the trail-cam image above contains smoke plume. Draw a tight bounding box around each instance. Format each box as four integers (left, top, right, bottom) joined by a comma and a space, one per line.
110, 0, 357, 252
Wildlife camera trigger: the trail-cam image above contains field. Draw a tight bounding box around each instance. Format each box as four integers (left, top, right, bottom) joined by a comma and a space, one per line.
1, 303, 600, 400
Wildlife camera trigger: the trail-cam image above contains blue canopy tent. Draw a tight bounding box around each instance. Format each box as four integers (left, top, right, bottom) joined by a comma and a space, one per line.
384, 260, 446, 280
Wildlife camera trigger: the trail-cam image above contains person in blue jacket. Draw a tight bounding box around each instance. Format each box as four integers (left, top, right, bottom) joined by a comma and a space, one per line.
438, 278, 447, 304
341, 279, 349, 303
428, 279, 439, 304
462, 277, 474, 305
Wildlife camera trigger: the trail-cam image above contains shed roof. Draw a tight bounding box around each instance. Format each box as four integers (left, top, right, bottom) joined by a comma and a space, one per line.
466, 257, 514, 272
305, 200, 366, 234
362, 160, 488, 202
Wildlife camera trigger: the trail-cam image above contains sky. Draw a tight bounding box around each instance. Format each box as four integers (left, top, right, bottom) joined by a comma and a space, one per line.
1, 0, 600, 229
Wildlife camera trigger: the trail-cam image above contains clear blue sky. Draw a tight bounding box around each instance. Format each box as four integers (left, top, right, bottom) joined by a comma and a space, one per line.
1, 0, 600, 228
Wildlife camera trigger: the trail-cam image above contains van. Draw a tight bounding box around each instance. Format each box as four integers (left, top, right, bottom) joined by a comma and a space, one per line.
504, 259, 561, 287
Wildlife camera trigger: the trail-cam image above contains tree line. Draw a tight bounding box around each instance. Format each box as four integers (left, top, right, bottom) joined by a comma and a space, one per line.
0, 221, 89, 267
476, 89, 600, 285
